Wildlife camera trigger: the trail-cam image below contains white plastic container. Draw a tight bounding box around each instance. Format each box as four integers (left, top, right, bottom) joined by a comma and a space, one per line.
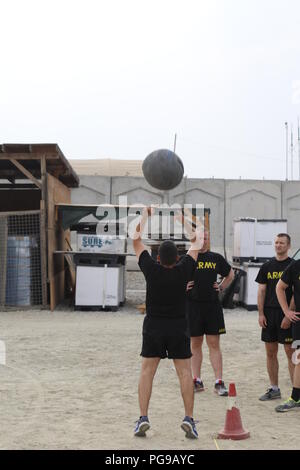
75, 265, 124, 308
233, 218, 287, 260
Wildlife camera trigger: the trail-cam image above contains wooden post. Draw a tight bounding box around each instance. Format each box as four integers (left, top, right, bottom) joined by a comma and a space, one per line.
47, 174, 71, 311
40, 155, 48, 307
0, 216, 8, 306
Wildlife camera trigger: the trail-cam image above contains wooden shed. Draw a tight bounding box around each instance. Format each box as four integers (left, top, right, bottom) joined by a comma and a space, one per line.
0, 144, 79, 310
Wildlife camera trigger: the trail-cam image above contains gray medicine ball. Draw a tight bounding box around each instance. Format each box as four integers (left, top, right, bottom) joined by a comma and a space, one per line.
142, 149, 184, 191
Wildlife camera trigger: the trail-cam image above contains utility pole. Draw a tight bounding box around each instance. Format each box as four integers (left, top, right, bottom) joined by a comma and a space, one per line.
298, 117, 300, 180
173, 133, 177, 153
291, 124, 294, 180
285, 122, 288, 180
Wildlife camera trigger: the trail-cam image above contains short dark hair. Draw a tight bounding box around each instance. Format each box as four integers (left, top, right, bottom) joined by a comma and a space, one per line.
158, 240, 178, 266
276, 233, 291, 244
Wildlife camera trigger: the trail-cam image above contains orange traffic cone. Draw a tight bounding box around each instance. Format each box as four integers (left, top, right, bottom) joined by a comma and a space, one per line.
218, 383, 250, 440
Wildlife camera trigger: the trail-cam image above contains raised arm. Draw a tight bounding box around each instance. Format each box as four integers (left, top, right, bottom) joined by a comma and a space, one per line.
132, 207, 152, 260
175, 211, 203, 262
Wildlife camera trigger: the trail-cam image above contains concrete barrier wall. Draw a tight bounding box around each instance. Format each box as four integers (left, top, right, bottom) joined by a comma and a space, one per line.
282, 182, 300, 253
71, 177, 300, 263
225, 180, 283, 260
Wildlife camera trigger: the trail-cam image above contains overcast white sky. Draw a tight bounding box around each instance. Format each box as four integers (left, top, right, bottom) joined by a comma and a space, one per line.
1, 0, 300, 180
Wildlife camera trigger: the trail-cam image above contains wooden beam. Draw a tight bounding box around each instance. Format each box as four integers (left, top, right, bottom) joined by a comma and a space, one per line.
0, 183, 38, 189
9, 158, 42, 189
0, 154, 59, 160
0, 209, 41, 216
0, 170, 41, 178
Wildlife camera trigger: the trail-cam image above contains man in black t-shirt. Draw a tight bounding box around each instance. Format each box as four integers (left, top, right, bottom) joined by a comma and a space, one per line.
275, 257, 300, 412
255, 233, 294, 401
186, 230, 234, 396
133, 208, 200, 439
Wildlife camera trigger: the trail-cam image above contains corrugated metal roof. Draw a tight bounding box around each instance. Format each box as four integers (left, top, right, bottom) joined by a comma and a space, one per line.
69, 159, 143, 177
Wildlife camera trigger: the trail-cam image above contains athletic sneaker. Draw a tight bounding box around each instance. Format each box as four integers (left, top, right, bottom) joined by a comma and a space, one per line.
259, 387, 281, 401
214, 380, 228, 396
181, 416, 198, 439
134, 416, 150, 436
275, 397, 300, 413
193, 378, 204, 392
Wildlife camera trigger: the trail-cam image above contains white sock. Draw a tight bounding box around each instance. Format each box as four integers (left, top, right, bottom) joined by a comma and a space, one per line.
271, 385, 279, 391
215, 379, 222, 384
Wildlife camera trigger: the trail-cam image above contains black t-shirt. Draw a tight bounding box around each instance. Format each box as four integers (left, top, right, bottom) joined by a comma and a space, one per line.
187, 251, 231, 303
281, 259, 300, 312
138, 250, 196, 319
255, 257, 293, 309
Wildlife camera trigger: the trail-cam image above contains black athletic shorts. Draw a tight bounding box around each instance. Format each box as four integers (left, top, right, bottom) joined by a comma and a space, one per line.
140, 316, 192, 359
292, 315, 300, 345
185, 300, 226, 337
261, 308, 293, 344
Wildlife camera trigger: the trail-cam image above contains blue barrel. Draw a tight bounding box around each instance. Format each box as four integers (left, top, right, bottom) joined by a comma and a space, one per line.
6, 236, 32, 306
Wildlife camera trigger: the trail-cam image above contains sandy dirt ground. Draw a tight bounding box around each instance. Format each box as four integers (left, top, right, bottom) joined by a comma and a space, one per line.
0, 272, 299, 450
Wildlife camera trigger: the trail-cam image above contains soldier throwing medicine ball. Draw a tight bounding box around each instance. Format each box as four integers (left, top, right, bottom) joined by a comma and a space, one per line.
133, 208, 201, 439
185, 230, 234, 396
255, 233, 295, 401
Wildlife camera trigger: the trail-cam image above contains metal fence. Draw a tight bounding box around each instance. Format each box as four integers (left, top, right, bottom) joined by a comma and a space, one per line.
0, 211, 43, 307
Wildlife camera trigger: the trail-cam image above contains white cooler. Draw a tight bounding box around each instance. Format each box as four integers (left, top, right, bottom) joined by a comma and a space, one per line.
238, 262, 263, 310
75, 264, 125, 309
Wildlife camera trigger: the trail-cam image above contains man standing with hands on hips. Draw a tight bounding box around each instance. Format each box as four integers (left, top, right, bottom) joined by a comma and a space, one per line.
185, 230, 234, 396
275, 255, 300, 412
255, 233, 294, 401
